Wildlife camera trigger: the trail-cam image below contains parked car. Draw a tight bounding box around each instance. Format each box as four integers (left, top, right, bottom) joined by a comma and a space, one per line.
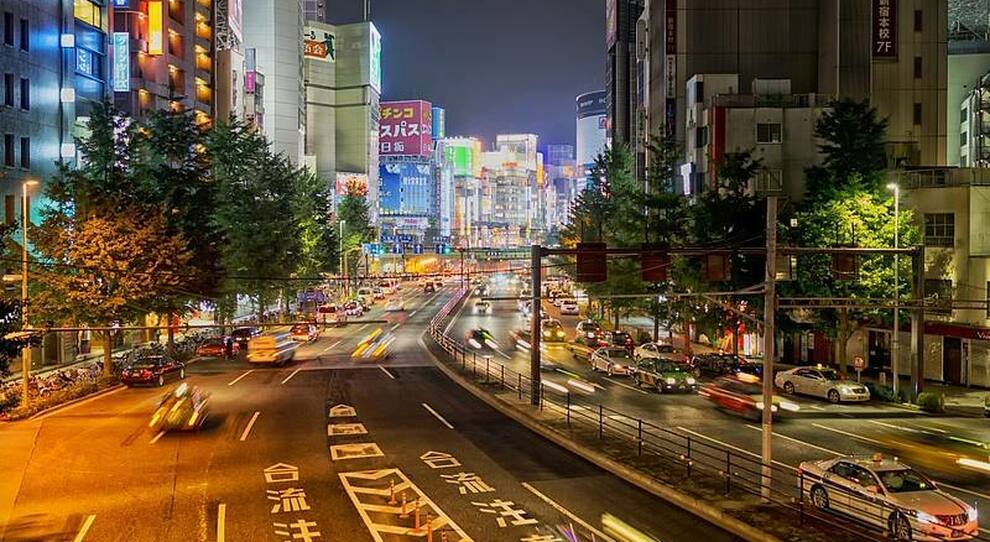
230, 327, 261, 349
775, 366, 870, 403
559, 299, 580, 315
631, 359, 698, 394
799, 454, 978, 541
290, 323, 319, 342
590, 346, 634, 376
699, 375, 799, 419
121, 355, 185, 387
195, 337, 238, 358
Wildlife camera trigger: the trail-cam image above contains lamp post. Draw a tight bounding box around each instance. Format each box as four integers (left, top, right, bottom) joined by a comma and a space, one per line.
20, 179, 38, 407
887, 183, 900, 398
339, 219, 346, 299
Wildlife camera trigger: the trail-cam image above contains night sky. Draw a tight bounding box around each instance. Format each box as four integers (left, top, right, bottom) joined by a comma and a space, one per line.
326, 0, 605, 152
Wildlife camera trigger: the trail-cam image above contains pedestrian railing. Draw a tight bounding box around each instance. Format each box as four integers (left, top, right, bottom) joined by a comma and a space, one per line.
427, 291, 988, 542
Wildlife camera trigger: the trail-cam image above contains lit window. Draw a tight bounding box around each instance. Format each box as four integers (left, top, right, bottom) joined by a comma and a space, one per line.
756, 123, 782, 144
77, 48, 94, 75
73, 0, 103, 30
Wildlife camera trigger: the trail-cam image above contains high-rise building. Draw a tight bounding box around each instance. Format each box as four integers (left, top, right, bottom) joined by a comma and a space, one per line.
605, 0, 644, 148
576, 91, 607, 187
243, 0, 305, 163
303, 0, 327, 23
440, 137, 482, 248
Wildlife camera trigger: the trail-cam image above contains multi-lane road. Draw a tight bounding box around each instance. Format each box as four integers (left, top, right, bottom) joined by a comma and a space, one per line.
0, 285, 738, 542
450, 282, 990, 535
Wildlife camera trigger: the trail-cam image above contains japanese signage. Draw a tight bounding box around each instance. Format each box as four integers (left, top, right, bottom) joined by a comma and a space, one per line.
431, 106, 446, 140
244, 48, 257, 93
148, 1, 164, 56
228, 0, 243, 42
379, 162, 431, 215
369, 23, 382, 93
380, 100, 433, 157
665, 0, 677, 135
262, 463, 323, 541
304, 26, 335, 63
872, 0, 897, 58
112, 32, 130, 92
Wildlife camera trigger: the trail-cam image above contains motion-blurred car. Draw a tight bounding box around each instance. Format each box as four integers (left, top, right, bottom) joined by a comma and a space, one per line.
385, 298, 405, 312
700, 374, 799, 417
568, 332, 606, 361
575, 320, 602, 338
633, 342, 682, 363
692, 353, 755, 378
195, 337, 238, 358
799, 455, 978, 541
474, 284, 490, 297
465, 328, 499, 351
559, 299, 580, 315
342, 300, 367, 317
775, 366, 870, 403
423, 282, 436, 293
589, 346, 634, 376
121, 355, 185, 387
631, 359, 698, 393
473, 300, 493, 314
149, 383, 209, 432
351, 328, 395, 362
230, 326, 261, 348
540, 319, 567, 345
290, 323, 319, 342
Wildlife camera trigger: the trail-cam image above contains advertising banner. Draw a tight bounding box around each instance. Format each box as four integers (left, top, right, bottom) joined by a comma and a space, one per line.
432, 107, 446, 140
380, 100, 433, 157
112, 32, 130, 92
872, 0, 897, 58
304, 26, 335, 62
379, 164, 403, 213
244, 48, 257, 93
228, 0, 243, 42
369, 23, 382, 93
148, 1, 164, 56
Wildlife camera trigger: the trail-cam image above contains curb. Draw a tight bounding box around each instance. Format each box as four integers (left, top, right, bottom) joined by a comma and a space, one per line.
418, 333, 782, 542
24, 383, 125, 421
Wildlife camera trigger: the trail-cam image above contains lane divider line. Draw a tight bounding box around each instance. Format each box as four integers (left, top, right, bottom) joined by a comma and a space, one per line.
239, 411, 260, 442
421, 402, 454, 429
216, 503, 226, 542
390, 323, 401, 332
149, 431, 166, 445
604, 377, 650, 395
377, 365, 396, 380
810, 423, 885, 445
319, 340, 342, 355
280, 368, 301, 385
744, 424, 844, 456
521, 482, 616, 542
408, 310, 418, 317
72, 514, 96, 542
675, 426, 796, 472
227, 370, 253, 387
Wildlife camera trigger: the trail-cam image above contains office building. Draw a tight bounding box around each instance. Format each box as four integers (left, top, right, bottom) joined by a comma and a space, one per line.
303, 0, 327, 23
605, 0, 643, 147
576, 91, 607, 190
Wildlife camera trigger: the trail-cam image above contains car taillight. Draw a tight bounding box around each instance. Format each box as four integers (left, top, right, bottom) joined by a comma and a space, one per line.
142, 370, 151, 377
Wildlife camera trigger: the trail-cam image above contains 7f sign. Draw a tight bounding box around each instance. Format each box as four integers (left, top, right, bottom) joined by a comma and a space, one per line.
873, 0, 897, 58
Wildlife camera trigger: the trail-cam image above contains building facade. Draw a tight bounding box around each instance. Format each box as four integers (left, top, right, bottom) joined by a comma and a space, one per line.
576, 90, 607, 190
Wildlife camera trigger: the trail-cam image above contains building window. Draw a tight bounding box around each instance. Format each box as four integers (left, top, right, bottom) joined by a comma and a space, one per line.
18, 78, 28, 110
3, 73, 11, 106
695, 126, 708, 148
694, 81, 704, 103
961, 107, 968, 122
3, 135, 13, 167
925, 279, 953, 314
3, 195, 12, 225
913, 56, 922, 79
756, 123, 782, 144
961, 131, 967, 148
18, 18, 27, 51
914, 9, 923, 32
924, 213, 954, 247
3, 12, 12, 46
913, 103, 922, 125
19, 137, 28, 168
73, 0, 103, 30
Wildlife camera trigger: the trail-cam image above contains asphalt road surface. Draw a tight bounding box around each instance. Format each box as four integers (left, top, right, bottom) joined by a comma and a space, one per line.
453, 280, 990, 535
0, 284, 738, 542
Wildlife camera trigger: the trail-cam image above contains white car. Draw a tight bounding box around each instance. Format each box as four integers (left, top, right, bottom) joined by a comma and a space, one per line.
590, 347, 634, 376
633, 342, 681, 363
559, 299, 579, 315
775, 366, 870, 403
799, 454, 978, 541
384, 299, 405, 312
473, 300, 492, 314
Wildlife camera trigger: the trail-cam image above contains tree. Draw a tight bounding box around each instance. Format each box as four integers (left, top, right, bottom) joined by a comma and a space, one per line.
0, 223, 40, 377
806, 99, 888, 200
294, 172, 338, 279
336, 181, 374, 279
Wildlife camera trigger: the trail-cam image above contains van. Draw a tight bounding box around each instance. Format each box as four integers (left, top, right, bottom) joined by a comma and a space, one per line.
247, 333, 298, 366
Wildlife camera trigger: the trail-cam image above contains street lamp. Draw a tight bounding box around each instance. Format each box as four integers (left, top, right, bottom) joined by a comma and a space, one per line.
886, 183, 900, 398
20, 179, 38, 407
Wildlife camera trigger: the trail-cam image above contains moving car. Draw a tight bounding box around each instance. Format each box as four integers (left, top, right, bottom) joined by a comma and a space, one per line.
149, 383, 209, 432
692, 353, 757, 378
230, 326, 261, 349
342, 300, 366, 317
799, 454, 978, 541
473, 300, 493, 314
631, 359, 698, 393
385, 298, 405, 312
559, 299, 580, 315
247, 333, 298, 366
474, 284, 490, 297
351, 328, 395, 362
575, 320, 602, 338
372, 287, 386, 300
290, 323, 319, 342
699, 375, 799, 419
634, 342, 682, 363
423, 282, 436, 293
568, 332, 606, 361
590, 346, 634, 376
317, 303, 343, 326
775, 366, 871, 403
540, 319, 567, 345
465, 328, 499, 351
122, 355, 185, 387
195, 337, 238, 358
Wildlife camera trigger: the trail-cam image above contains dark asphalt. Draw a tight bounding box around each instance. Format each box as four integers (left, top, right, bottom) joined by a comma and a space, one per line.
0, 284, 738, 542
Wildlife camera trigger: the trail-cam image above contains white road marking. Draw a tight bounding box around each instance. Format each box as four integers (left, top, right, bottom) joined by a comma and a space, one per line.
73, 514, 96, 542
939, 481, 990, 502
744, 424, 844, 456
421, 402, 454, 429
377, 365, 395, 379
495, 349, 512, 360
676, 426, 796, 471
604, 377, 649, 395
239, 411, 260, 442
279, 368, 301, 385
216, 503, 226, 542
811, 423, 886, 445
521, 482, 616, 542
389, 323, 401, 332
357, 324, 369, 332
330, 442, 384, 460
149, 431, 166, 445
319, 340, 342, 355
226, 370, 253, 387
408, 310, 418, 317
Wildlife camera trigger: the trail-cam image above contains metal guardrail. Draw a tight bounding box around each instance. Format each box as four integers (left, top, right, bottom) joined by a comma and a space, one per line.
426, 291, 987, 542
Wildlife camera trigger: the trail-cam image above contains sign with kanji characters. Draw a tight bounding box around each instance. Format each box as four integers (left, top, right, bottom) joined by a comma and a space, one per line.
304, 26, 335, 63
441, 472, 495, 495
380, 100, 433, 157
273, 519, 322, 542
420, 450, 462, 470
472, 499, 538, 528
264, 463, 300, 484
267, 487, 311, 513
872, 0, 897, 58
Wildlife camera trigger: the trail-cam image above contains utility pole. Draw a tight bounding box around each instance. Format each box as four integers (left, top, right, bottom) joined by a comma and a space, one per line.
888, 183, 900, 397
530, 244, 542, 406
911, 246, 925, 397
761, 195, 777, 502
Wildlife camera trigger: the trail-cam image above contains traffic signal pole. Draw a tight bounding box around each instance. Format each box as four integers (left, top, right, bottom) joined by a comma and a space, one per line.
530, 244, 542, 406
761, 196, 777, 502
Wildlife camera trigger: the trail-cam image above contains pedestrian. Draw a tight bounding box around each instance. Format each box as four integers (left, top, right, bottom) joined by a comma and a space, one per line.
225, 336, 234, 358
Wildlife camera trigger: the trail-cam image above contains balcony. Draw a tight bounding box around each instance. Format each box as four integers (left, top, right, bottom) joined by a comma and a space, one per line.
708, 93, 832, 109
894, 167, 990, 189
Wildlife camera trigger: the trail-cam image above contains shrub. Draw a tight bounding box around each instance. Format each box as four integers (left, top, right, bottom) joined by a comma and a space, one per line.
865, 382, 899, 403
915, 391, 944, 413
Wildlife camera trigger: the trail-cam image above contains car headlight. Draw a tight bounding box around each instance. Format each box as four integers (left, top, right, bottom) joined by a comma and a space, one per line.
686, 377, 696, 385
665, 377, 676, 385
965, 505, 978, 522
915, 511, 938, 524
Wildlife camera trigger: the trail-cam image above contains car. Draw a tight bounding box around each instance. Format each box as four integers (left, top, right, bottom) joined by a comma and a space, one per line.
634, 342, 682, 363
372, 287, 386, 300
473, 300, 493, 314
423, 282, 436, 293
342, 300, 366, 317
465, 328, 499, 351
692, 353, 756, 378
121, 355, 185, 387
195, 337, 238, 358
559, 299, 580, 315
247, 333, 298, 366
385, 298, 405, 312
799, 454, 978, 541
316, 303, 342, 326
568, 332, 607, 361
149, 383, 209, 432
603, 330, 635, 353
775, 366, 871, 403
474, 284, 490, 297
351, 328, 395, 362
290, 323, 319, 342
698, 375, 799, 419
540, 319, 567, 345
590, 346, 634, 376
356, 287, 376, 305
575, 320, 602, 337
631, 359, 698, 393
230, 326, 261, 348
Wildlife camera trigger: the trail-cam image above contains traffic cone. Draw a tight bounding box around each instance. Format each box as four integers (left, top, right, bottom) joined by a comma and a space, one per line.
414, 498, 421, 529
400, 493, 409, 518
388, 480, 397, 505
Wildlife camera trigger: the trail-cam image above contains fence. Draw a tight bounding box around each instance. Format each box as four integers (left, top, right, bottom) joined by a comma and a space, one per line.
427, 289, 987, 542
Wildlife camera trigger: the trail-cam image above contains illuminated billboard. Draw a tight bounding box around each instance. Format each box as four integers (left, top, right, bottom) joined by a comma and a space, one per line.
369, 23, 382, 93
432, 106, 445, 140
304, 26, 335, 62
380, 100, 433, 157
148, 1, 164, 56
112, 32, 130, 92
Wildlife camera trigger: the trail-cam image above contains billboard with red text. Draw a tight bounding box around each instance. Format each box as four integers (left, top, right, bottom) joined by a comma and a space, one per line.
380, 100, 433, 157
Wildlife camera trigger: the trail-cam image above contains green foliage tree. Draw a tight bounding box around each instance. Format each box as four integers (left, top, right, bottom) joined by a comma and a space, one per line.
806, 99, 889, 200
336, 181, 374, 279
0, 222, 40, 377
294, 172, 338, 278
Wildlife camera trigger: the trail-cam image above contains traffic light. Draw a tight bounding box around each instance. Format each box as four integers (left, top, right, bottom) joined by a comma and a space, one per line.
576, 242, 607, 283
640, 244, 670, 282
701, 253, 731, 282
